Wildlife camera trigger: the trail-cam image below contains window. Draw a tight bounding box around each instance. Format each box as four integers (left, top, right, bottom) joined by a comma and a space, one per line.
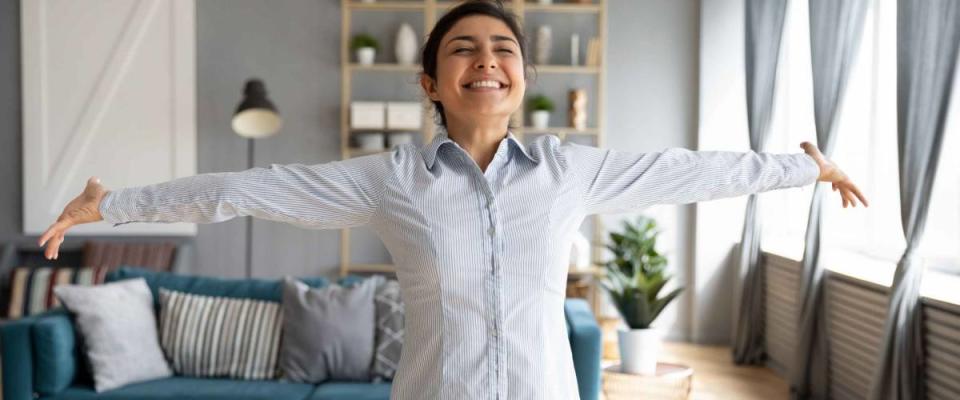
761, 0, 960, 275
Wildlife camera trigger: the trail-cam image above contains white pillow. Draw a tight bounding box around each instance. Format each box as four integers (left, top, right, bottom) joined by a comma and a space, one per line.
55, 277, 172, 392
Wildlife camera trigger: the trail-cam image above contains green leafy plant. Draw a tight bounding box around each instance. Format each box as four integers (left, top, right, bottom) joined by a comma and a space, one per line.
599, 216, 683, 329
528, 94, 555, 112
351, 33, 379, 51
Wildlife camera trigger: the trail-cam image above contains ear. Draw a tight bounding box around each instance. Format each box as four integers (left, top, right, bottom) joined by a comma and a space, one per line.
420, 73, 440, 102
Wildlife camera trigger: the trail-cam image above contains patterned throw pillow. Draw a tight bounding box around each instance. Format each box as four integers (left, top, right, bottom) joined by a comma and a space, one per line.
372, 278, 404, 382
158, 289, 283, 380
6, 266, 108, 319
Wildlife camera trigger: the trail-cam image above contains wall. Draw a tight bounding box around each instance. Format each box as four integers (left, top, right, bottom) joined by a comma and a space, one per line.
1, 0, 711, 339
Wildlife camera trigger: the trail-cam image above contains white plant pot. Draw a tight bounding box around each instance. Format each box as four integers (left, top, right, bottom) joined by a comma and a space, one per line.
356, 47, 376, 66
618, 328, 663, 375
531, 110, 550, 129
538, 0, 553, 4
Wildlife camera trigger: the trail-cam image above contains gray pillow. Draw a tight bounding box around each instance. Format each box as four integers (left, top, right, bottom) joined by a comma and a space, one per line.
279, 277, 377, 383
54, 278, 172, 392
372, 277, 404, 382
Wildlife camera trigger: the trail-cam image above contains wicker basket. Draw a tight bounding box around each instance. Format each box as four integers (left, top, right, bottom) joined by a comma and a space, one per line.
602, 363, 693, 400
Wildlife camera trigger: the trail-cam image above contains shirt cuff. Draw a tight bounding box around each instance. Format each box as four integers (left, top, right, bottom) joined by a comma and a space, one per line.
793, 153, 821, 186
99, 189, 137, 227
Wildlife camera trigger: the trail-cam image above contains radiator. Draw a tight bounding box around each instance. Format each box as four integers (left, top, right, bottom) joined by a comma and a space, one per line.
923, 298, 960, 400
825, 274, 888, 400
764, 253, 801, 373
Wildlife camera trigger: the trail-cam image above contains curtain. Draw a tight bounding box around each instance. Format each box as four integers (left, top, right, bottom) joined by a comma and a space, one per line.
791, 0, 869, 398
733, 0, 789, 365
870, 1, 960, 399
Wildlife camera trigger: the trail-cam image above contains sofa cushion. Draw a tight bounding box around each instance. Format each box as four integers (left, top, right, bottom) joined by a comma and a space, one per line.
105, 267, 328, 304
6, 266, 108, 319
159, 289, 282, 380
279, 278, 377, 383
308, 382, 392, 400
54, 278, 172, 392
43, 377, 315, 400
32, 309, 76, 394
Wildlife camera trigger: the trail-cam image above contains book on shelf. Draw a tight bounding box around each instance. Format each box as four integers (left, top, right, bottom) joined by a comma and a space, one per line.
586, 37, 601, 67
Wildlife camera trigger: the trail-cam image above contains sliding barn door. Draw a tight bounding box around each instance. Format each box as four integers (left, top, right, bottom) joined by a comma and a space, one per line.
21, 0, 197, 235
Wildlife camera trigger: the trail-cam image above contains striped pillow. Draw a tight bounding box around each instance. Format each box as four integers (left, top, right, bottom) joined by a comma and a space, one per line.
158, 289, 283, 380
6, 266, 109, 319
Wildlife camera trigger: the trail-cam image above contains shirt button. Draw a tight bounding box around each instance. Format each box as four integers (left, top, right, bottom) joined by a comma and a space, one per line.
488, 226, 495, 235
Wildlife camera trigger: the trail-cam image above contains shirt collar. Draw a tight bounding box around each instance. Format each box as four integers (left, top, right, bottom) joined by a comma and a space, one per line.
421, 128, 534, 169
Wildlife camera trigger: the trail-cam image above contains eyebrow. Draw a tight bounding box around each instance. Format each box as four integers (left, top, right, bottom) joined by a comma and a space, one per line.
445, 35, 518, 47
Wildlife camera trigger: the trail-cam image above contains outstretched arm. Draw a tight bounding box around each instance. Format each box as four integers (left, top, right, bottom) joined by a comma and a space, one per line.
563, 140, 867, 215
38, 154, 391, 259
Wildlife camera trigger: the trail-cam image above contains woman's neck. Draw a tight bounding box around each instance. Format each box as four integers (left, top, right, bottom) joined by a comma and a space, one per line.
444, 115, 510, 173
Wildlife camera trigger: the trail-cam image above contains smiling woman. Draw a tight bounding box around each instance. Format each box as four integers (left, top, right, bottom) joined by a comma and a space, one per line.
418, 1, 532, 172
37, 1, 868, 400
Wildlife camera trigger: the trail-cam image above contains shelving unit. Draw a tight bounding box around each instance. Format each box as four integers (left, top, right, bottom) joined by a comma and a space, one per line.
339, 0, 607, 312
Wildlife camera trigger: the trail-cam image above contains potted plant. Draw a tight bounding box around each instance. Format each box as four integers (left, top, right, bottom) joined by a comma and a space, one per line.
599, 216, 683, 375
351, 33, 379, 66
528, 94, 554, 130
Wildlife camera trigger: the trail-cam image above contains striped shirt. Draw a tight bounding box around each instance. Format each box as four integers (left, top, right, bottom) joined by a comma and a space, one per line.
100, 129, 820, 400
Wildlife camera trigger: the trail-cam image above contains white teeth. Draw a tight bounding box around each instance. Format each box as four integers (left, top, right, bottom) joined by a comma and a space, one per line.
468, 80, 504, 89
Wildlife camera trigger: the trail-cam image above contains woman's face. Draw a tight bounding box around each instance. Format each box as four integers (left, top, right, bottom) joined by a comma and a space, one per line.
422, 15, 526, 127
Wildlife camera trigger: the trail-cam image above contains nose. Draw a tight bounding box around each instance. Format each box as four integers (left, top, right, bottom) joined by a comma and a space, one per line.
474, 52, 497, 70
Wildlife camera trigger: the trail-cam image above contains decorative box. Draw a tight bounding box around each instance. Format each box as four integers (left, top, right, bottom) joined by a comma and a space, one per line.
386, 102, 422, 130
350, 101, 386, 129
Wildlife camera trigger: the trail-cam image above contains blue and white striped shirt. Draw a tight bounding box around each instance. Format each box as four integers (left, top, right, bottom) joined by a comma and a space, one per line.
100, 130, 819, 400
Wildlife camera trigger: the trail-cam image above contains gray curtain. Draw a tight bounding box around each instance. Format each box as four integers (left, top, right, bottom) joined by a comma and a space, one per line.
733, 0, 788, 365
792, 1, 869, 398
870, 1, 960, 399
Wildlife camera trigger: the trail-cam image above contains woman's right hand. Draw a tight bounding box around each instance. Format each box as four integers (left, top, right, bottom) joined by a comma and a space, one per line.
38, 177, 109, 260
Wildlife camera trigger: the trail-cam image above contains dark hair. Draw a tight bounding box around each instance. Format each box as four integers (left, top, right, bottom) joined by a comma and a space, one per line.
420, 0, 532, 128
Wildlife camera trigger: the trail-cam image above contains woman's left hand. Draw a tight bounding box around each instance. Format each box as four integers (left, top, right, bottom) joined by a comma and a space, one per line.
800, 141, 869, 208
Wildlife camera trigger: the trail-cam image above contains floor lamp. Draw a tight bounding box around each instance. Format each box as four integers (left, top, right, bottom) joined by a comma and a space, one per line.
231, 78, 282, 278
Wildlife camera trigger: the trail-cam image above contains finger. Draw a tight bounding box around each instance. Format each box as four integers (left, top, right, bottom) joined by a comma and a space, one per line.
841, 187, 858, 208
849, 183, 869, 207
39, 220, 72, 246
45, 234, 65, 260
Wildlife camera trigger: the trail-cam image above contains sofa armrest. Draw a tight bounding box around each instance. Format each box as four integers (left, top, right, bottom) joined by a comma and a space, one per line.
564, 299, 602, 400
2, 315, 38, 400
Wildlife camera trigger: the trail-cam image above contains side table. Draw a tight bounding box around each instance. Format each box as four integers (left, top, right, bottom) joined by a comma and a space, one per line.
602, 362, 693, 400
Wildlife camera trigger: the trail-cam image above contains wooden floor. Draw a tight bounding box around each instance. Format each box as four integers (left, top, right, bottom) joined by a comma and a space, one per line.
601, 342, 790, 400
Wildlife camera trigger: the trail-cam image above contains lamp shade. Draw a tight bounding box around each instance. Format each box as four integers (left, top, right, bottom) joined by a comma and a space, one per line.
231, 78, 282, 138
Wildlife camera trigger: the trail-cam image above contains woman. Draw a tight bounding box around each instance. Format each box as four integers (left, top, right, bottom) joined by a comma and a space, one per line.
39, 1, 866, 399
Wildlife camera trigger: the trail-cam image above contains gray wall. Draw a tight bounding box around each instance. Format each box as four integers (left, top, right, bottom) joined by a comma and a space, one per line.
1, 0, 705, 340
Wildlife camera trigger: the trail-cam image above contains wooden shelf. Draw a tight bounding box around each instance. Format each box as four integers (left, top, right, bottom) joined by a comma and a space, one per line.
533, 65, 601, 74
346, 263, 397, 273
525, 3, 602, 14
520, 126, 600, 136
348, 63, 420, 72
347, 1, 425, 11
568, 266, 605, 277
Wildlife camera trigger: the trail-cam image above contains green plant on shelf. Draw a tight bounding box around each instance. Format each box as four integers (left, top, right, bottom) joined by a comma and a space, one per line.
350, 33, 379, 51
528, 94, 555, 112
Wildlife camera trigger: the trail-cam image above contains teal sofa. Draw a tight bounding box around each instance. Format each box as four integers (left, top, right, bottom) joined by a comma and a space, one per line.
1, 267, 602, 400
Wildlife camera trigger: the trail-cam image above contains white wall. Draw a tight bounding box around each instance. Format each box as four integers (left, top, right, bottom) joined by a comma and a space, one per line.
605, 0, 701, 341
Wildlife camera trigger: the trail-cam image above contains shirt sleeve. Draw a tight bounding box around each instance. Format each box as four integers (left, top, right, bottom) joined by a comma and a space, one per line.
560, 143, 820, 215
98, 153, 392, 229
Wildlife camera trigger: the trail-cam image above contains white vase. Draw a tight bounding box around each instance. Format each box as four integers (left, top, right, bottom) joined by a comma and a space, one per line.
531, 110, 550, 129
395, 23, 417, 65
356, 47, 376, 66
535, 26, 552, 65
618, 328, 663, 375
